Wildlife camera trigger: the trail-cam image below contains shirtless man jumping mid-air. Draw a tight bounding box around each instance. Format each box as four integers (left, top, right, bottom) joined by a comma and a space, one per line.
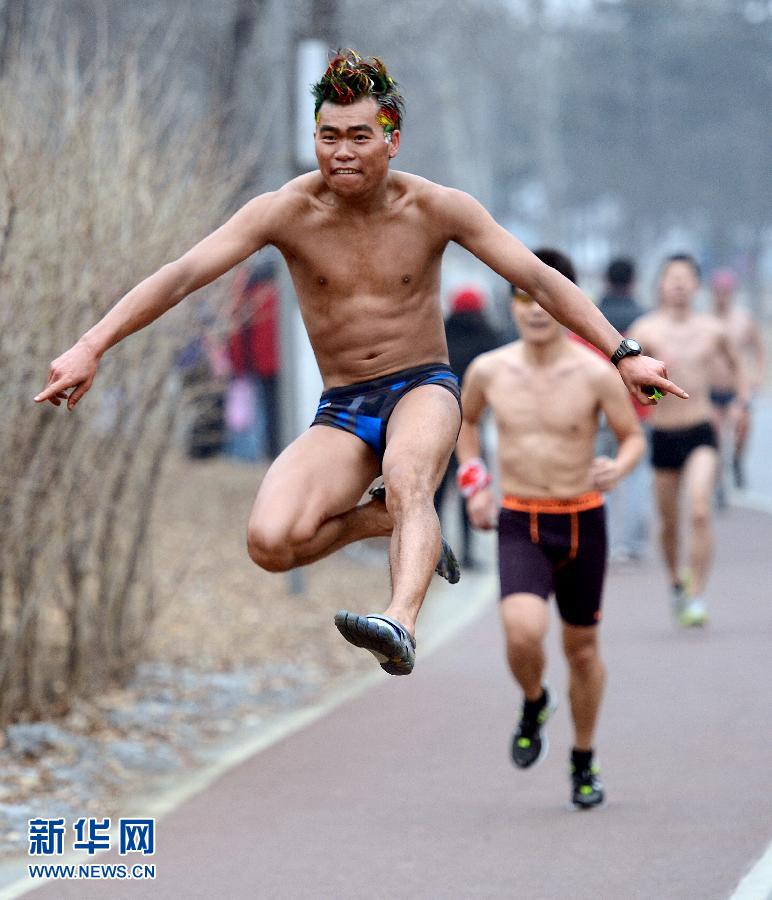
35, 50, 684, 676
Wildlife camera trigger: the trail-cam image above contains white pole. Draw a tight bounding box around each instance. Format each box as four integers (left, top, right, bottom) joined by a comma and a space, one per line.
295, 39, 327, 171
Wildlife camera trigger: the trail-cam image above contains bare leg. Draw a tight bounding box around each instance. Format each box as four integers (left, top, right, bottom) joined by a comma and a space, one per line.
562, 624, 606, 751
379, 386, 461, 635
712, 404, 730, 504
654, 469, 681, 585
734, 406, 751, 488
683, 446, 719, 595
500, 593, 549, 701
287, 496, 392, 566
247, 425, 381, 571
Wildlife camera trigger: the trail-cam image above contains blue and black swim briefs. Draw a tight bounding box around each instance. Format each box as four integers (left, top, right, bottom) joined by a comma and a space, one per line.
311, 363, 461, 460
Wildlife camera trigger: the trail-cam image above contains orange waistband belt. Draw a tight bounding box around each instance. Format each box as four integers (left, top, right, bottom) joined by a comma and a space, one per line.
502, 491, 604, 514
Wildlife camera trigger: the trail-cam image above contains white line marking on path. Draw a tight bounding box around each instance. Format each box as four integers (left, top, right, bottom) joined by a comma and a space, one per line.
729, 839, 772, 900
725, 494, 772, 900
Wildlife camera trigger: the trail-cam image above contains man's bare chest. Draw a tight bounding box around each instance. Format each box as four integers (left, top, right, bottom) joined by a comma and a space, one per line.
650, 326, 717, 372
488, 365, 597, 439
279, 212, 443, 294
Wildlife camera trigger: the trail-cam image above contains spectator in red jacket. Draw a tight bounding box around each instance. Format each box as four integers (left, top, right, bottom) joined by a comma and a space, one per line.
227, 261, 281, 460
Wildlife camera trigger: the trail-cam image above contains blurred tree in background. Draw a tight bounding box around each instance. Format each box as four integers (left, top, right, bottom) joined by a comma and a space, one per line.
344, 0, 770, 293
0, 8, 250, 721
559, 0, 771, 291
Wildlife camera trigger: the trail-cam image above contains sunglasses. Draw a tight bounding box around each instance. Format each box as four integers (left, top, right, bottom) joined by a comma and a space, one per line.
512, 288, 534, 304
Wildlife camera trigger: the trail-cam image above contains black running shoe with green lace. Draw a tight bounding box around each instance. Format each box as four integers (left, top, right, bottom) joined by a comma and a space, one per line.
571, 761, 604, 809
511, 686, 557, 769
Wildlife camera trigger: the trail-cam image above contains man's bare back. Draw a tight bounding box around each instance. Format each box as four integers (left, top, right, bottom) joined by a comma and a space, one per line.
467, 340, 619, 497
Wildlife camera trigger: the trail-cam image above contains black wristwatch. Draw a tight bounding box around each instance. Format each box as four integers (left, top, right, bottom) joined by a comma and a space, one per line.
610, 338, 643, 367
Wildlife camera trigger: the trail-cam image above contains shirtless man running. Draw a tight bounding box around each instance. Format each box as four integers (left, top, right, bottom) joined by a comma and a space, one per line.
35, 50, 682, 676
629, 255, 748, 626
708, 268, 765, 492
457, 248, 644, 809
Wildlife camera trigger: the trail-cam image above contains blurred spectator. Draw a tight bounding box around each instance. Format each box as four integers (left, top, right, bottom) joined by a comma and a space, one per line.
226, 261, 280, 461
435, 284, 502, 568
709, 268, 765, 492
599, 258, 644, 334
177, 307, 229, 459
596, 258, 651, 562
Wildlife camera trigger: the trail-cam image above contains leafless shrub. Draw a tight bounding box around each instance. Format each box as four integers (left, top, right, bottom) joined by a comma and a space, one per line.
0, 27, 251, 722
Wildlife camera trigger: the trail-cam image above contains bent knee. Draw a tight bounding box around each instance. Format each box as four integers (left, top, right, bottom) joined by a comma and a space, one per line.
501, 596, 547, 648
506, 629, 543, 658
565, 639, 600, 673
383, 464, 437, 512
247, 516, 321, 571
247, 523, 293, 572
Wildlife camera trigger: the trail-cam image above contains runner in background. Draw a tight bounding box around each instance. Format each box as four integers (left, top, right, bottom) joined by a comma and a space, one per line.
457, 248, 644, 808
708, 268, 765, 496
629, 255, 748, 626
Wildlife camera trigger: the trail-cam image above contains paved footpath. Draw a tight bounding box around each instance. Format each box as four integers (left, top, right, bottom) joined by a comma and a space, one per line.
25, 502, 772, 899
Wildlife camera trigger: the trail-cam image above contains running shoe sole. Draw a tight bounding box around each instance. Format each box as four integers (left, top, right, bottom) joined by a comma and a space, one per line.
334, 610, 416, 676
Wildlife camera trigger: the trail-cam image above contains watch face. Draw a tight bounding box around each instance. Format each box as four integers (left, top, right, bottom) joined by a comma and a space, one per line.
625, 339, 641, 353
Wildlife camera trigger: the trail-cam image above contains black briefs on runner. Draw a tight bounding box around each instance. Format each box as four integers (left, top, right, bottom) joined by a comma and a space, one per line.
497, 493, 607, 627
650, 421, 718, 470
311, 363, 461, 461
710, 388, 736, 409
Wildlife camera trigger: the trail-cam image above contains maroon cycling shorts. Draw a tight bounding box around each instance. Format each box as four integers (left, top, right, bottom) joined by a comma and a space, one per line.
497, 492, 607, 627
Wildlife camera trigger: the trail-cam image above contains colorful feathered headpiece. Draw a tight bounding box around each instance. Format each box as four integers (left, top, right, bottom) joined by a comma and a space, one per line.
312, 49, 405, 133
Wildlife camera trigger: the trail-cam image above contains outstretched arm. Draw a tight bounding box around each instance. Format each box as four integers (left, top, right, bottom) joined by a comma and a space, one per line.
35, 191, 280, 409
443, 189, 687, 404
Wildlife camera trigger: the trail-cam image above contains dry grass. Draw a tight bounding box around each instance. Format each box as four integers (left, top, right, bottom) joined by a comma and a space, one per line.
0, 28, 251, 721
146, 453, 392, 678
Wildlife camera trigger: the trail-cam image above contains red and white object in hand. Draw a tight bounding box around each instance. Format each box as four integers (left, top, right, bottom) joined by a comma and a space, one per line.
456, 458, 492, 498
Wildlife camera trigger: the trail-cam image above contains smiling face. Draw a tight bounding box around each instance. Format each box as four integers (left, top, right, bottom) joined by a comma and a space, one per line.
314, 97, 400, 198
511, 290, 563, 346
